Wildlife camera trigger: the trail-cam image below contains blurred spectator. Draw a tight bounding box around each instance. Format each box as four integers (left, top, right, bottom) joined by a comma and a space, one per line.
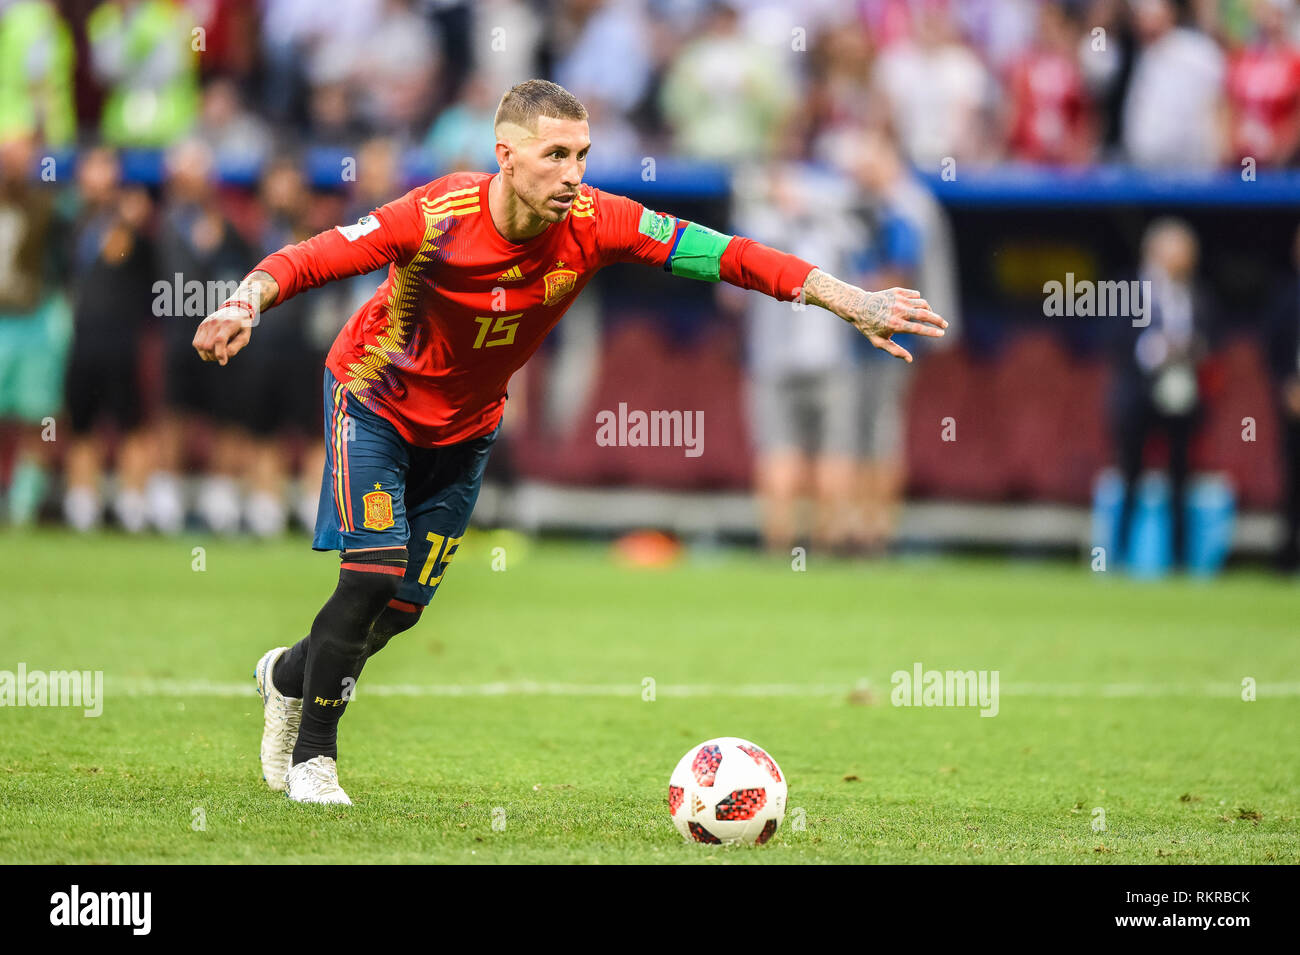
553, 0, 653, 116
353, 0, 440, 140
869, 2, 996, 168
422, 0, 474, 113
730, 162, 867, 555
244, 136, 414, 529
424, 71, 498, 173
1077, 0, 1136, 158
1224, 0, 1300, 168
1210, 0, 1265, 47
305, 81, 368, 150
0, 0, 77, 149
0, 133, 70, 525
260, 0, 382, 131
1005, 2, 1097, 165
1110, 218, 1214, 569
62, 147, 155, 532
258, 0, 325, 124
469, 0, 544, 95
227, 156, 313, 536
577, 98, 642, 165
857, 0, 924, 49
660, 1, 797, 163
88, 0, 201, 147
734, 0, 846, 41
844, 127, 959, 552
1264, 223, 1300, 571
195, 76, 273, 178
1122, 0, 1226, 169
344, 137, 405, 311
845, 130, 960, 332
153, 139, 252, 533
548, 0, 649, 163
954, 0, 1040, 74
798, 20, 878, 163
190, 0, 260, 84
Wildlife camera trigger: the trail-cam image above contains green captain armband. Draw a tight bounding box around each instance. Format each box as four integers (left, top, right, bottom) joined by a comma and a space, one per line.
666, 221, 732, 282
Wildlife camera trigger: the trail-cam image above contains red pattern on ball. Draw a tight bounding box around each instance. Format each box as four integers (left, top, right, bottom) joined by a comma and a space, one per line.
755, 819, 778, 844
688, 821, 721, 844
691, 744, 723, 786
668, 785, 683, 816
738, 744, 782, 782
714, 787, 767, 821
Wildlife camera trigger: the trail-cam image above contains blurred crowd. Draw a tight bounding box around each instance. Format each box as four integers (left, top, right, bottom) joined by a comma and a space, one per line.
3, 0, 1300, 567
6, 0, 1300, 169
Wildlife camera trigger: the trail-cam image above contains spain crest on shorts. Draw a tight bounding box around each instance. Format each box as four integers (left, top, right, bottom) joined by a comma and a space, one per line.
362, 489, 395, 531
542, 267, 577, 306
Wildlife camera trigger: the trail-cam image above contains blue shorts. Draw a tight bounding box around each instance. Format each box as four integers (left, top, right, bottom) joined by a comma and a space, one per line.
312, 368, 499, 606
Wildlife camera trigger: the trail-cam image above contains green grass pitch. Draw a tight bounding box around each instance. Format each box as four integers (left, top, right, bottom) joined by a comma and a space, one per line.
1, 529, 1296, 864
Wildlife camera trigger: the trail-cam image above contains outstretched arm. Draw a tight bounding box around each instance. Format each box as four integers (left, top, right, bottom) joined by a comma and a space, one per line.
192, 187, 428, 365
596, 189, 946, 362
712, 229, 946, 361
800, 269, 946, 363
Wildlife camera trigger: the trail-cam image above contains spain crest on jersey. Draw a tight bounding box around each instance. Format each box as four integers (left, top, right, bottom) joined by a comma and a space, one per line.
362, 490, 395, 531
542, 267, 578, 306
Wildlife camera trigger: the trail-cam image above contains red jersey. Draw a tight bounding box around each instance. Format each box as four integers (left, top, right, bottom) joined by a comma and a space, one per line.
1007, 50, 1089, 164
255, 171, 815, 446
1227, 44, 1300, 164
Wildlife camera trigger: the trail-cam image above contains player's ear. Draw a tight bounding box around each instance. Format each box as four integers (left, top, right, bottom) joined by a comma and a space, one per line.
494, 140, 513, 174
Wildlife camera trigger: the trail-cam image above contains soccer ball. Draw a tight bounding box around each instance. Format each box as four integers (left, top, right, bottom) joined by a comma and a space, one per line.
668, 737, 787, 845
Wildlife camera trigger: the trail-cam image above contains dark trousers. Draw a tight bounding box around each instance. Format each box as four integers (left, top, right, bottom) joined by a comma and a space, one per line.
1112, 382, 1198, 568
1280, 415, 1300, 567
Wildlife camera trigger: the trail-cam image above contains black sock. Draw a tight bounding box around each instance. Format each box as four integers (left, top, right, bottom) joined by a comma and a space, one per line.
365, 600, 424, 659
274, 600, 424, 697
273, 637, 309, 699
293, 549, 406, 765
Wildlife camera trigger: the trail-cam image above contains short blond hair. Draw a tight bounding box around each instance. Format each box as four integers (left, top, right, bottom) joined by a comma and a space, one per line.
494, 79, 588, 135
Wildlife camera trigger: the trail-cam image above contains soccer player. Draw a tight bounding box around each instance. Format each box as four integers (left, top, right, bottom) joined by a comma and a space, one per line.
193, 80, 946, 804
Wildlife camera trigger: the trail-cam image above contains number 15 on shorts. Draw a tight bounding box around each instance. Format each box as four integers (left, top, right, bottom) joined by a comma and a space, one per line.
418, 532, 463, 587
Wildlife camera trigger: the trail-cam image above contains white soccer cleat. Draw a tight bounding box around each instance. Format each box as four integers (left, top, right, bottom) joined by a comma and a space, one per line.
254, 647, 301, 792
285, 756, 353, 805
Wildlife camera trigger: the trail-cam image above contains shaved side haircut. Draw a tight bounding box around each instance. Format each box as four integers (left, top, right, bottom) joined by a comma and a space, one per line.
494, 79, 588, 137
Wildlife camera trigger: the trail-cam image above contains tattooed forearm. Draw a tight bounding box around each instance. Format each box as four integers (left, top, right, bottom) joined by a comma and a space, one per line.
193, 270, 279, 365
237, 270, 280, 310
801, 268, 893, 335
803, 268, 860, 316
795, 267, 947, 363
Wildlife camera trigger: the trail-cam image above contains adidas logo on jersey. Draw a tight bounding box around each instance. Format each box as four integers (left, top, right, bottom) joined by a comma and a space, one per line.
496, 265, 525, 282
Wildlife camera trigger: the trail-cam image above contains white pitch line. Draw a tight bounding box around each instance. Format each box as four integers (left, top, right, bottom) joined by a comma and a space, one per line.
111, 679, 1300, 699
1006, 682, 1300, 698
